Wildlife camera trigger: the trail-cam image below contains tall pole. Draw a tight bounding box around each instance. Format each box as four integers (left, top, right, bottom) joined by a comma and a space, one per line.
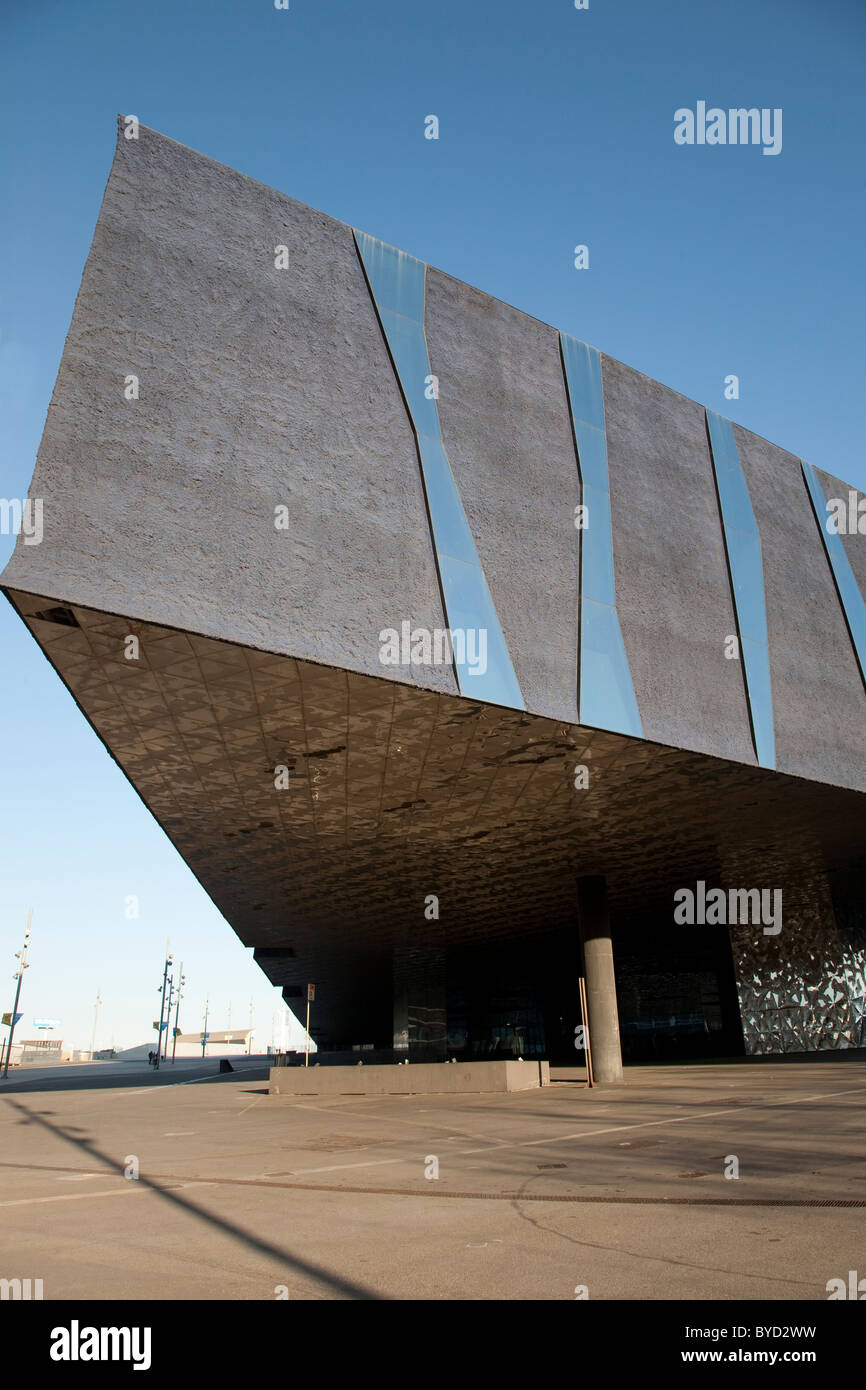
171, 964, 184, 1063
248, 996, 253, 1054
163, 973, 174, 1063
3, 911, 32, 1080
154, 941, 172, 1072
201, 994, 209, 1058
89, 987, 102, 1061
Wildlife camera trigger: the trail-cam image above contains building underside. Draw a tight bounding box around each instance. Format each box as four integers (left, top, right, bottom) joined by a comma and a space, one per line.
6, 588, 865, 1063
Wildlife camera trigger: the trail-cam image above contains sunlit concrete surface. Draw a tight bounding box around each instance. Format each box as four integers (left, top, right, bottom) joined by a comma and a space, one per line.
0, 1058, 864, 1300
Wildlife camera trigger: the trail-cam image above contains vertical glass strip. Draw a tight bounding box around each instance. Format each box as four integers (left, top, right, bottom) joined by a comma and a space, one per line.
801, 460, 866, 689
706, 410, 776, 768
354, 230, 524, 710
560, 333, 642, 738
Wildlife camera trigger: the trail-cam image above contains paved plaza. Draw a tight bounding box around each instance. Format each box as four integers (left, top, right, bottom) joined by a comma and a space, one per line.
1, 1056, 863, 1300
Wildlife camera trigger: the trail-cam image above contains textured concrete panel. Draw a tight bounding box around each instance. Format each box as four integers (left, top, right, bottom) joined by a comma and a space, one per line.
602, 358, 755, 762
424, 269, 579, 723
734, 430, 866, 790
1, 121, 455, 694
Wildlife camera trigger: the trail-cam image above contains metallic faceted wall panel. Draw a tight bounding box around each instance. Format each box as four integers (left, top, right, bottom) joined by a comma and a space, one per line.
560, 335, 642, 739
706, 411, 776, 769
423, 267, 580, 725
601, 359, 756, 763
354, 232, 524, 711
832, 875, 866, 1049
730, 876, 862, 1055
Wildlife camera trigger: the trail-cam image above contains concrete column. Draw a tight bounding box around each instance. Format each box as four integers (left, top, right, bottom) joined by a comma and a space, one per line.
577, 875, 623, 1084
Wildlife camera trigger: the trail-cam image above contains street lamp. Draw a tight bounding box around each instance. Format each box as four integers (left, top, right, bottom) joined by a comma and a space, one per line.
171, 964, 185, 1063
2, 911, 32, 1080
89, 987, 102, 1062
154, 942, 172, 1072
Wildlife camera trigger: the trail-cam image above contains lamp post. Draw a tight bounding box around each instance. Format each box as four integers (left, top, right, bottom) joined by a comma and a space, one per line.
201, 994, 209, 1058
171, 964, 184, 1063
89, 987, 102, 1062
164, 972, 175, 1063
154, 942, 172, 1072
2, 911, 32, 1080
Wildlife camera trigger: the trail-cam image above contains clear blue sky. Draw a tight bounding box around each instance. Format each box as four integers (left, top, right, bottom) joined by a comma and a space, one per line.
0, 0, 863, 1051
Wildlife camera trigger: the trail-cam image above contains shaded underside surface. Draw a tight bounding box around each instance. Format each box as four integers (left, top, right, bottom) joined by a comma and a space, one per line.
6, 587, 866, 1044
0, 1059, 864, 1301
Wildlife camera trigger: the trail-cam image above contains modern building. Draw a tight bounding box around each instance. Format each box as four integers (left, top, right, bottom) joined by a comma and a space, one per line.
3, 120, 865, 1078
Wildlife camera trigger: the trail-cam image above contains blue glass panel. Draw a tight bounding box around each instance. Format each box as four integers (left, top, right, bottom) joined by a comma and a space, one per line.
707, 412, 757, 533
439, 554, 525, 709
417, 434, 478, 566
706, 409, 775, 769
355, 228, 524, 712
560, 331, 641, 735
375, 308, 441, 439
802, 461, 866, 687
561, 332, 642, 736
581, 483, 616, 607
741, 637, 776, 768
354, 231, 425, 322
561, 334, 605, 429
580, 598, 643, 738
725, 526, 768, 645
573, 422, 609, 491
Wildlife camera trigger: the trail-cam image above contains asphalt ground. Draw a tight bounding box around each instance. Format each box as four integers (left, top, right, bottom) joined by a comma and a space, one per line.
0, 1056, 863, 1301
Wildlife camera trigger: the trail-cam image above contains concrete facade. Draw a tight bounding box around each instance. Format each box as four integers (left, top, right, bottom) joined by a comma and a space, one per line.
3, 120, 865, 1065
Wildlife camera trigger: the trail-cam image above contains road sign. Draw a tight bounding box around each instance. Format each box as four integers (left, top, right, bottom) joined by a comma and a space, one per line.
33, 1018, 61, 1029
306, 983, 316, 1002
2, 1013, 23, 1027
153, 1020, 168, 1031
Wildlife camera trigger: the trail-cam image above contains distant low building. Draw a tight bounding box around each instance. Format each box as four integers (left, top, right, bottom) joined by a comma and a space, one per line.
174, 1029, 253, 1058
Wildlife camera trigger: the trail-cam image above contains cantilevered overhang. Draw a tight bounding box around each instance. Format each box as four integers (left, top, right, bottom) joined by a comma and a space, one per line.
6, 589, 865, 1005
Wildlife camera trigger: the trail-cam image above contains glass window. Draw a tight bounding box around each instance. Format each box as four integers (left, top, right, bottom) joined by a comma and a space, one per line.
561, 332, 642, 738
354, 231, 425, 322
706, 410, 775, 768
580, 598, 643, 738
439, 554, 526, 709
355, 230, 525, 711
802, 461, 866, 687
581, 483, 616, 607
417, 434, 478, 566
